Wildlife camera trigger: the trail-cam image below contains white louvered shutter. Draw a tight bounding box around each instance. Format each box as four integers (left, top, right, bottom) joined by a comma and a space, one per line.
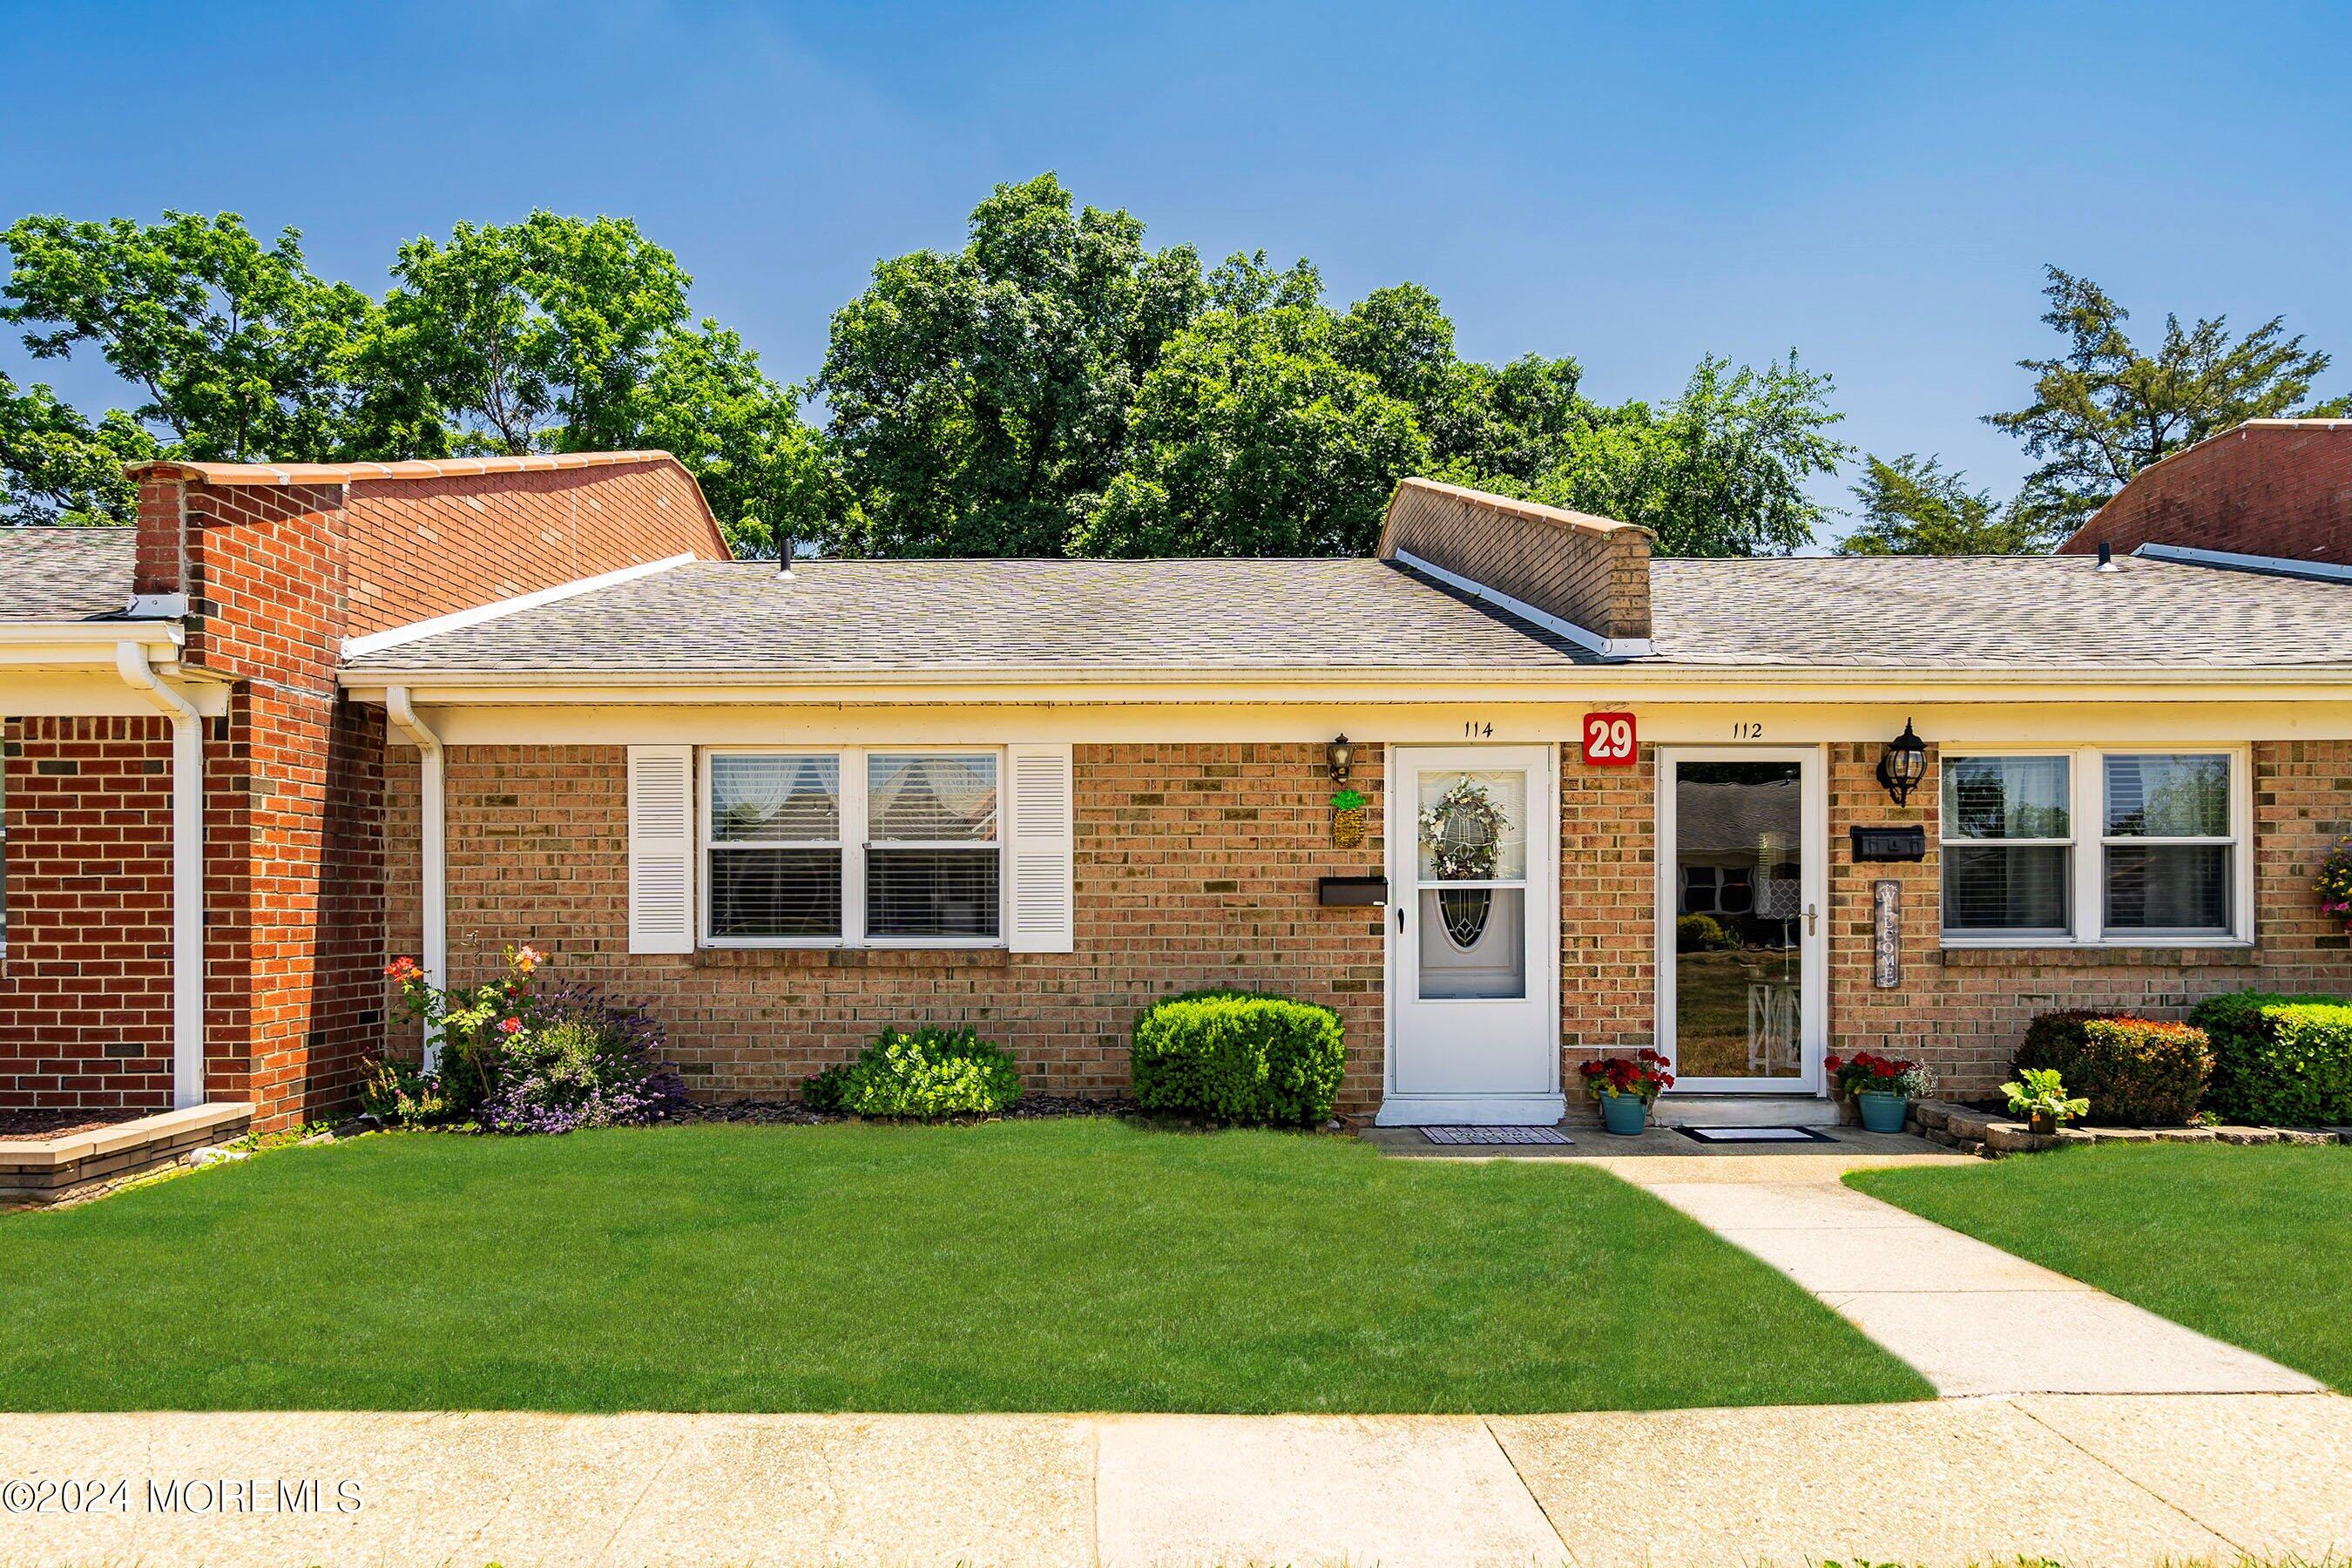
1004, 742, 1075, 953
628, 746, 697, 954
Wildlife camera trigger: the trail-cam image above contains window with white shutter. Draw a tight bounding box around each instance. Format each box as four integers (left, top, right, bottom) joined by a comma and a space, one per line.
1004, 743, 1075, 954
627, 746, 696, 953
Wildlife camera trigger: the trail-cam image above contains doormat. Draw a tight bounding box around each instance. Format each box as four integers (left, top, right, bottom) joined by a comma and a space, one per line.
1421, 1125, 1574, 1146
1677, 1125, 1837, 1144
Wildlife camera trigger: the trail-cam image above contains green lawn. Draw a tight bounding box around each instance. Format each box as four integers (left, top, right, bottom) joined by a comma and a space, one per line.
0, 1119, 1930, 1413
1850, 1143, 2352, 1392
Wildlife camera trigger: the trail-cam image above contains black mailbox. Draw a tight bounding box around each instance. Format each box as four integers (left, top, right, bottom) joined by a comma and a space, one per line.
1316, 875, 1389, 907
1850, 825, 1927, 862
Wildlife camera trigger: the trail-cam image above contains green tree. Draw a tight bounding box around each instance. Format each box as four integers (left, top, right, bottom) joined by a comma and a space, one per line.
636, 322, 840, 557
0, 370, 159, 525
1838, 452, 2058, 555
361, 212, 694, 456
817, 172, 1210, 557
1988, 266, 2350, 533
1, 210, 376, 463
1525, 354, 1848, 556
1072, 285, 1429, 557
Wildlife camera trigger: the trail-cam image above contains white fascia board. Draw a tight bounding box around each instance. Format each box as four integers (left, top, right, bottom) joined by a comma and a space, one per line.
2133, 542, 2352, 584
1389, 548, 1653, 659
341, 553, 697, 660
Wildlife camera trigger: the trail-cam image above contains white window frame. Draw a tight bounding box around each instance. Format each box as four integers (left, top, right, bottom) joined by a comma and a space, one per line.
1939, 744, 2252, 950
698, 745, 1006, 950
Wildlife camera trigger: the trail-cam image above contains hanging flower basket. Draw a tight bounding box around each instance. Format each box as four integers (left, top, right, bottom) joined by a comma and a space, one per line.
1417, 776, 1511, 948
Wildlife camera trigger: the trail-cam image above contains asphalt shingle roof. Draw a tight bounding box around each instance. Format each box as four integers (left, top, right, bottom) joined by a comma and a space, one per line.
341, 551, 2352, 677
346, 558, 1601, 672
1646, 554, 2352, 668
0, 528, 136, 622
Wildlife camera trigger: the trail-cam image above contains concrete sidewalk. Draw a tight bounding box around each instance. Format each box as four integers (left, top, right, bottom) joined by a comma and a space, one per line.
3, 1397, 2349, 1567
1600, 1153, 2327, 1397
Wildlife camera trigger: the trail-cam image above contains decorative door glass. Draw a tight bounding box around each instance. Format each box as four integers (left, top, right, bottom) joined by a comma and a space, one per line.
1415, 768, 1529, 1000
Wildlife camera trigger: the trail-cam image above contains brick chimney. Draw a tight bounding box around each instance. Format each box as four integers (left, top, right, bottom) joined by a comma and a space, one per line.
1375, 477, 1652, 655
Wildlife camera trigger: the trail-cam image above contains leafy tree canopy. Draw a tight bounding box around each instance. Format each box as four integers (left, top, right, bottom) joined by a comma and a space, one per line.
1, 211, 376, 466
816, 172, 1209, 557
1986, 265, 2350, 534
0, 369, 160, 526
1837, 452, 2060, 556
361, 212, 693, 457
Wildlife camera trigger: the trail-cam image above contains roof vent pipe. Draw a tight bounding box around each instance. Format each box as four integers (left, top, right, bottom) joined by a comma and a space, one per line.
778, 533, 795, 581
2096, 541, 2118, 572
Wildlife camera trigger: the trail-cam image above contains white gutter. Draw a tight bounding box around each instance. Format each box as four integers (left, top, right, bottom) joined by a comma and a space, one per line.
1391, 547, 1655, 659
115, 642, 205, 1110
385, 687, 447, 1071
342, 553, 697, 660
2134, 542, 2352, 584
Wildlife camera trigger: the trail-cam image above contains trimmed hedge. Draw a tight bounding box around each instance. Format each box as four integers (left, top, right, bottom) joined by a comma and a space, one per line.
802, 1027, 1022, 1119
1132, 990, 1346, 1127
2013, 1011, 2211, 1126
2186, 990, 2352, 1126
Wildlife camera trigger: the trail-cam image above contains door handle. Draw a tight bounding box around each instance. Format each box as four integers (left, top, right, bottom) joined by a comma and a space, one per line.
1804, 903, 1819, 936
1396, 905, 1405, 935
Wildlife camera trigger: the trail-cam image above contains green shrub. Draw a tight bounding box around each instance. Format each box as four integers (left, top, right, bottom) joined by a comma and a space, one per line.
1131, 990, 1346, 1126
1675, 913, 1734, 953
2187, 990, 2352, 1125
2013, 1011, 2211, 1125
801, 1028, 1021, 1119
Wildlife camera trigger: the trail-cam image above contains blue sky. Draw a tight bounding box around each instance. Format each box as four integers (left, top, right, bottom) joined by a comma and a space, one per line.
4, 0, 2348, 543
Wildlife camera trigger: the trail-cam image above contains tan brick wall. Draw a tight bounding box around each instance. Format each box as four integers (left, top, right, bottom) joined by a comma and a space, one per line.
378, 731, 2352, 1116
1376, 479, 1652, 642
387, 742, 1391, 1113
1556, 737, 2352, 1098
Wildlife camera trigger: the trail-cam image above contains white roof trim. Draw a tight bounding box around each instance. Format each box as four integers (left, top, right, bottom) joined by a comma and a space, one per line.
341, 553, 698, 660
1389, 548, 1653, 659
2134, 542, 2352, 584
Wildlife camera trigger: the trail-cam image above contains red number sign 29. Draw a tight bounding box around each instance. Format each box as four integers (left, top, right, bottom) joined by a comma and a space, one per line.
1583, 711, 1637, 766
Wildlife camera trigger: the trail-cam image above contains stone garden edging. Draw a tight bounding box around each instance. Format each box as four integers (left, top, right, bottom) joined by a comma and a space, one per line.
1907, 1098, 2351, 1159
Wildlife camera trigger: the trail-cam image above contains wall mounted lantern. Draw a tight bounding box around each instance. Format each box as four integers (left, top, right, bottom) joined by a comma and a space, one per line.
1876, 718, 1928, 806
1326, 734, 1355, 783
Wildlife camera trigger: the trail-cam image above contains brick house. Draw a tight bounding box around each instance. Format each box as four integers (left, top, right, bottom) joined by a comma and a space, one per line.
4, 429, 2351, 1146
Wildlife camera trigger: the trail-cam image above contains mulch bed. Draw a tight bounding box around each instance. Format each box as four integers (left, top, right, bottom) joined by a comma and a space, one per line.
667, 1094, 1144, 1127
0, 1107, 151, 1141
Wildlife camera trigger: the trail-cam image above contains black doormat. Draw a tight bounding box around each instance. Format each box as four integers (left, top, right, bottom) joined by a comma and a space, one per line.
1676, 1125, 1838, 1145
1421, 1125, 1574, 1146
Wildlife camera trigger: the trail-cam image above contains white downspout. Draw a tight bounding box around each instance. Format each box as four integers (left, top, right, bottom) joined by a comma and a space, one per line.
385, 687, 446, 1070
115, 642, 205, 1110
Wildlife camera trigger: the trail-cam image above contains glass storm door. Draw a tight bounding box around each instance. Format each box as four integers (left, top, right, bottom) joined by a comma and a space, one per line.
1382, 746, 1561, 1124
1658, 749, 1826, 1092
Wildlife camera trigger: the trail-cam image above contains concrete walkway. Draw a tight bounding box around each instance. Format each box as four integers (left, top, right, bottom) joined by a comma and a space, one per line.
1602, 1153, 2328, 1397
3, 1397, 2349, 1566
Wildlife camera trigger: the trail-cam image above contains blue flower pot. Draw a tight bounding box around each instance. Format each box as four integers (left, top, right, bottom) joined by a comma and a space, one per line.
1856, 1092, 1910, 1134
1598, 1094, 1649, 1136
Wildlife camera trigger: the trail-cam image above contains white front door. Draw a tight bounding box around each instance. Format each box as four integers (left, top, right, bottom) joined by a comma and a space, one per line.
1655, 747, 1828, 1093
1379, 745, 1563, 1125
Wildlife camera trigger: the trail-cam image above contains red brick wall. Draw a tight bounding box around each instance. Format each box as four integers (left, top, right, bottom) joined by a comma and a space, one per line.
0, 718, 176, 1112
386, 742, 1391, 1113
342, 461, 728, 637
2060, 422, 2352, 566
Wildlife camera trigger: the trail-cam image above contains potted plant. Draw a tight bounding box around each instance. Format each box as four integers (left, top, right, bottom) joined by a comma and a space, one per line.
1826, 1051, 1931, 1134
1579, 1049, 1673, 1135
2002, 1066, 2089, 1136
1330, 787, 1369, 848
